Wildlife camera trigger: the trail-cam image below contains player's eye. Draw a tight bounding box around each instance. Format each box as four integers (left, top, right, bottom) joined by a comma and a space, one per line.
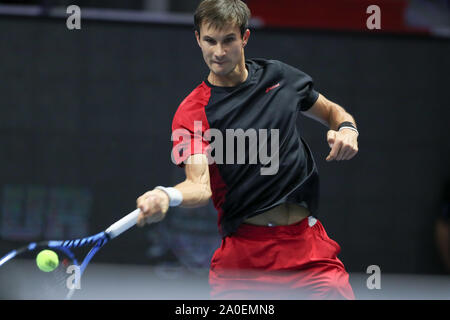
224, 37, 235, 43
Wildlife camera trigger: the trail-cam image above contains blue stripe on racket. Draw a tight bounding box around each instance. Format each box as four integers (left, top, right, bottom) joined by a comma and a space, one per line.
0, 208, 141, 299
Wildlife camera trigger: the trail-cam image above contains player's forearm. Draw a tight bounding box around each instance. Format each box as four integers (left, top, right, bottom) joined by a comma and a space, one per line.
173, 179, 212, 208
328, 101, 357, 131
136, 176, 211, 226
304, 94, 357, 131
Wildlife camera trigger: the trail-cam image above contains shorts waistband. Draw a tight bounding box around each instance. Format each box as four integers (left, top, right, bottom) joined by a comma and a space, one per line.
231, 216, 317, 239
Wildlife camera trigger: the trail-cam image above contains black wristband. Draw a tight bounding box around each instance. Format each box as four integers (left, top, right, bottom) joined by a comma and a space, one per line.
338, 121, 357, 130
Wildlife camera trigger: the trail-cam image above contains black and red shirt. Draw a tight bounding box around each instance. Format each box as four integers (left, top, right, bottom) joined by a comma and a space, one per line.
172, 58, 320, 237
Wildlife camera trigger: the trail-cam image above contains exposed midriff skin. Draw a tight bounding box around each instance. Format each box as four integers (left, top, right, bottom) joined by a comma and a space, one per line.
243, 202, 310, 226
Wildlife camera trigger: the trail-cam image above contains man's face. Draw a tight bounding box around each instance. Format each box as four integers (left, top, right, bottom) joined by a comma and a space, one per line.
196, 22, 249, 77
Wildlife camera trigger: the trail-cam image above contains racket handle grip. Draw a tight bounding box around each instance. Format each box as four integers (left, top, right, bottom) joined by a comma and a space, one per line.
105, 208, 141, 239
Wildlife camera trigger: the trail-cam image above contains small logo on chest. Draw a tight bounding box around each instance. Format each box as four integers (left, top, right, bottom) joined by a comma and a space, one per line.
265, 83, 280, 93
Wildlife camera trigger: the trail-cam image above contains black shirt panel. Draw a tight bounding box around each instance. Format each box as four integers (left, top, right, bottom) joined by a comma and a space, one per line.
203, 58, 320, 237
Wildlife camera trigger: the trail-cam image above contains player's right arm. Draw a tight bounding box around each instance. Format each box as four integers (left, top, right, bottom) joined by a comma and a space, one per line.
136, 153, 211, 227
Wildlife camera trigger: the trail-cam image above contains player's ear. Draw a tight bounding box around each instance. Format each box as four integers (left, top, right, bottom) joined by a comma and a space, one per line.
242, 29, 250, 47
195, 30, 201, 47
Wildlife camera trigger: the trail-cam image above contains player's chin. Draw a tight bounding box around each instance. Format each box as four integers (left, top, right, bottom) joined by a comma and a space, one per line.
211, 68, 227, 76
210, 64, 232, 75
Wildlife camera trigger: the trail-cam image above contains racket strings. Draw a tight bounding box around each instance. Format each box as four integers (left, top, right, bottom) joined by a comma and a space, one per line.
22, 250, 78, 299
41, 266, 69, 299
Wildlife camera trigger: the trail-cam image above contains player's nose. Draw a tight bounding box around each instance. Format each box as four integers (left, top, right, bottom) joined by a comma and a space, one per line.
214, 44, 226, 58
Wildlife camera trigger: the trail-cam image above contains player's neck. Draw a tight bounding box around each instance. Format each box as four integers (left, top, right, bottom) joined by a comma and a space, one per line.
208, 58, 248, 87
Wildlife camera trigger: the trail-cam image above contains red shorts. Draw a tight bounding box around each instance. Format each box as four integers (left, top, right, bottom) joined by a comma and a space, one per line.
209, 216, 355, 300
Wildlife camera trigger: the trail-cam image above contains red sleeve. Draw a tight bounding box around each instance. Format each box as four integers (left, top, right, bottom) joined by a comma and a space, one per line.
171, 84, 212, 167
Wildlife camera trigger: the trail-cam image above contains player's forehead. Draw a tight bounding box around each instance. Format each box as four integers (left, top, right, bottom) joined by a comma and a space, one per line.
199, 21, 241, 39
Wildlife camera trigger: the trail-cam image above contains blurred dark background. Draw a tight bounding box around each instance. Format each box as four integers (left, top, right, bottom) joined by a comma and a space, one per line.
0, 0, 449, 286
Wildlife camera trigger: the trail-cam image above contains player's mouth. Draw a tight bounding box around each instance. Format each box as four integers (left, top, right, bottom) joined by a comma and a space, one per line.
213, 60, 227, 65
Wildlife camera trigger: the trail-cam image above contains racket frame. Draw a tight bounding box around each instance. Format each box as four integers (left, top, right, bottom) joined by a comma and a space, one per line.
0, 208, 142, 299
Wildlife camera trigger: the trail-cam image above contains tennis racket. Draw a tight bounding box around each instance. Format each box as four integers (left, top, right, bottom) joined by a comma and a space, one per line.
0, 208, 141, 299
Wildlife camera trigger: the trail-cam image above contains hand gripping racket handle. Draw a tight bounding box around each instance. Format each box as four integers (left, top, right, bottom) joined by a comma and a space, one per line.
105, 208, 141, 239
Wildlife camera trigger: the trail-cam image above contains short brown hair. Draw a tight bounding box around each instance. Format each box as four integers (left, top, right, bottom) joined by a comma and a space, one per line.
194, 0, 251, 37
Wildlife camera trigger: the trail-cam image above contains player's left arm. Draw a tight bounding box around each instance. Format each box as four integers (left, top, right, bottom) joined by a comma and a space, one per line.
302, 93, 359, 161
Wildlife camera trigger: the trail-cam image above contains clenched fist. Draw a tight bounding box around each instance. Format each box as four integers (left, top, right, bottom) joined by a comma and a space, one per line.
136, 189, 170, 227
326, 129, 359, 161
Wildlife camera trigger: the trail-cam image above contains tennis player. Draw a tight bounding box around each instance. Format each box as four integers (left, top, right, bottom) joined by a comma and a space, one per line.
137, 0, 358, 300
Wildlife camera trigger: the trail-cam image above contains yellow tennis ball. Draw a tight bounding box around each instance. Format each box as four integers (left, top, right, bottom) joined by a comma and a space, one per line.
36, 250, 59, 272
